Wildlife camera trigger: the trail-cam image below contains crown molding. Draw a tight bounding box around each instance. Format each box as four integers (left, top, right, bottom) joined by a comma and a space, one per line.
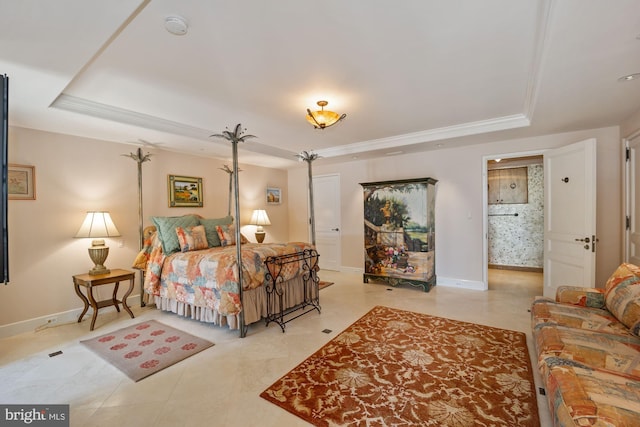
315, 114, 531, 158
51, 93, 214, 140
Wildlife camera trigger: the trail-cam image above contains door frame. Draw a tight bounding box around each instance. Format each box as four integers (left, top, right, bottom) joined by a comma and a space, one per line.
623, 129, 640, 262
482, 149, 546, 290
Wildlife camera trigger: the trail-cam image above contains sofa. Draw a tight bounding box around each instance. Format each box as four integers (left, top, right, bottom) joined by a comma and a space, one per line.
531, 263, 640, 426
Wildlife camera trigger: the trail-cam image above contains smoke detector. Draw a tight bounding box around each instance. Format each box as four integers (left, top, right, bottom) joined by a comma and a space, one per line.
165, 16, 188, 36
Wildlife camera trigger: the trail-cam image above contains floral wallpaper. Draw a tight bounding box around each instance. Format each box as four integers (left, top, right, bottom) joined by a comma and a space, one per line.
488, 164, 543, 269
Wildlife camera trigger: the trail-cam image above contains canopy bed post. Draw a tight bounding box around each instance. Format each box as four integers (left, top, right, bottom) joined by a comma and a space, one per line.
211, 124, 255, 338
219, 164, 241, 216
297, 151, 319, 246
123, 147, 152, 306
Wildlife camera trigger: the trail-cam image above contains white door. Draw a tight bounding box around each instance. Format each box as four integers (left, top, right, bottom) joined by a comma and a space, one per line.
313, 174, 341, 271
624, 135, 640, 265
543, 138, 597, 297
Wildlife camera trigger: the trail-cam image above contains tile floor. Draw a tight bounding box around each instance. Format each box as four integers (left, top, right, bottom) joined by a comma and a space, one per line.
0, 269, 551, 426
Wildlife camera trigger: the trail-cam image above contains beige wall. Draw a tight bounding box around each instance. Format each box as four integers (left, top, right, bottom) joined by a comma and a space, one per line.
288, 126, 622, 288
0, 126, 287, 334
621, 107, 640, 138
0, 124, 626, 334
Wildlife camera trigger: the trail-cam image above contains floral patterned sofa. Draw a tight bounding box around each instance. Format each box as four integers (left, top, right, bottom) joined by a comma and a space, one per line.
531, 263, 640, 426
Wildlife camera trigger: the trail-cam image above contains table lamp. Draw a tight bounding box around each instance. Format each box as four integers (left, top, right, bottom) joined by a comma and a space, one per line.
250, 209, 271, 243
75, 211, 121, 275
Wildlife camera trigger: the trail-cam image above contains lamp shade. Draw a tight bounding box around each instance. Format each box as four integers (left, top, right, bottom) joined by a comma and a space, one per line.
250, 209, 270, 243
250, 209, 271, 226
75, 212, 121, 238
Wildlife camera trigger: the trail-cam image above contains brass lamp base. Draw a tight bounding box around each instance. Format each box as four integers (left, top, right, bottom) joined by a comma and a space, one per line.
89, 265, 110, 276
255, 231, 266, 243
88, 241, 111, 275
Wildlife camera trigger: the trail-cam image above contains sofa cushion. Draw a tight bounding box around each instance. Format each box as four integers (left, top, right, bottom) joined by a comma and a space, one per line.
604, 263, 640, 336
542, 358, 640, 426
534, 324, 640, 380
199, 216, 233, 247
151, 215, 200, 254
556, 286, 605, 308
531, 298, 634, 337
176, 225, 209, 252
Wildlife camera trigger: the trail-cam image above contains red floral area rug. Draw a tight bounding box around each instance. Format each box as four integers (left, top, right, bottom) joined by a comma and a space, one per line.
318, 281, 334, 290
261, 306, 540, 426
80, 320, 213, 382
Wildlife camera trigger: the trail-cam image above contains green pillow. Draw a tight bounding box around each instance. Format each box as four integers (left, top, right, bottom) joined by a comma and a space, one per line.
199, 216, 233, 247
151, 215, 200, 254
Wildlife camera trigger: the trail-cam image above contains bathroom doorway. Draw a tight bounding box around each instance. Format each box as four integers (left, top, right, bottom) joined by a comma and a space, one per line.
485, 155, 544, 292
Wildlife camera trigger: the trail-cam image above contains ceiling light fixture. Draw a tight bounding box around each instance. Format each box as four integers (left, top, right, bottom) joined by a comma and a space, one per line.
618, 72, 640, 82
165, 16, 188, 36
306, 101, 346, 129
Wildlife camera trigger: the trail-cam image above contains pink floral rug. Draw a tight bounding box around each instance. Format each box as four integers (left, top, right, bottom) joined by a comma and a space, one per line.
261, 306, 540, 426
80, 320, 213, 382
318, 281, 334, 290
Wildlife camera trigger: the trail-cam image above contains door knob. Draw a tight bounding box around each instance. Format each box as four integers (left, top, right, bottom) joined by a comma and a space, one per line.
574, 237, 590, 243
331, 228, 340, 232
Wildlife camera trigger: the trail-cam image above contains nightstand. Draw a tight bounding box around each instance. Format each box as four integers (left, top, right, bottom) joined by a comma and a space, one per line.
73, 268, 135, 330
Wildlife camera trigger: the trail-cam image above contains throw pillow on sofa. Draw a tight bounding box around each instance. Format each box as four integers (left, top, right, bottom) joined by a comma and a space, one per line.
604, 263, 640, 336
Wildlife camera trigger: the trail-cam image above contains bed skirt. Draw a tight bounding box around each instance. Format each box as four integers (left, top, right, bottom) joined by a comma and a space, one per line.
151, 276, 308, 330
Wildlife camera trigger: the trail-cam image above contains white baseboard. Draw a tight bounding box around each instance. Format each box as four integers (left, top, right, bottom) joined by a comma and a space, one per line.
437, 276, 487, 291
339, 266, 364, 274
332, 267, 487, 291
0, 294, 143, 339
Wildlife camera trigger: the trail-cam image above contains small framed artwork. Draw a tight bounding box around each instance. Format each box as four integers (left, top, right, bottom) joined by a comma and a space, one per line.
8, 164, 36, 200
168, 175, 203, 207
266, 187, 281, 205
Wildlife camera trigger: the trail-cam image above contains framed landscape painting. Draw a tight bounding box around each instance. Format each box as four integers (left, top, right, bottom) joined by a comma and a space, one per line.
168, 175, 203, 207
266, 187, 281, 205
8, 164, 35, 200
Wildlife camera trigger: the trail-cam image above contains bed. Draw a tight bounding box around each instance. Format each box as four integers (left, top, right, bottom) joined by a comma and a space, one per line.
132, 214, 319, 335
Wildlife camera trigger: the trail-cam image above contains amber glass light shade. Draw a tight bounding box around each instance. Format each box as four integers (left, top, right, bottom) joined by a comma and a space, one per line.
306, 100, 346, 129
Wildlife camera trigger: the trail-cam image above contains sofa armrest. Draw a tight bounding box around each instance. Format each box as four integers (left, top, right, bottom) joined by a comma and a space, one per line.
556, 286, 605, 308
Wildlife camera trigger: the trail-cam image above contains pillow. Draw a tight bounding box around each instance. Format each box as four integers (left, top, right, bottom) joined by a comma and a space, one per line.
605, 263, 640, 296
216, 224, 236, 246
176, 225, 209, 252
200, 216, 233, 247
604, 263, 640, 335
215, 224, 250, 246
151, 215, 200, 254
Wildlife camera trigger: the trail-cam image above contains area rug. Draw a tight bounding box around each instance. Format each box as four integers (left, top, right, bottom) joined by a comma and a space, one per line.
318, 281, 334, 290
80, 320, 213, 382
260, 305, 540, 426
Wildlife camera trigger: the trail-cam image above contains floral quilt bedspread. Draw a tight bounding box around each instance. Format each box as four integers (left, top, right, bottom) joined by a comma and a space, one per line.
140, 235, 314, 317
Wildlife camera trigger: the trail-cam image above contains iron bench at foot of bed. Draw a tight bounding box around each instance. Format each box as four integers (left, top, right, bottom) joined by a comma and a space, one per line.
264, 249, 321, 332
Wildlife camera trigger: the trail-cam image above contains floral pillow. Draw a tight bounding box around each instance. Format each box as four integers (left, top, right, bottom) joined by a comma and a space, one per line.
604, 263, 640, 335
200, 215, 233, 247
176, 225, 209, 252
215, 224, 249, 246
151, 215, 200, 254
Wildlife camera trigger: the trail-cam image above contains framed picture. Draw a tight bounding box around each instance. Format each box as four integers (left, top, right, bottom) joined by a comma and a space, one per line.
168, 175, 203, 207
8, 164, 36, 200
266, 187, 281, 205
